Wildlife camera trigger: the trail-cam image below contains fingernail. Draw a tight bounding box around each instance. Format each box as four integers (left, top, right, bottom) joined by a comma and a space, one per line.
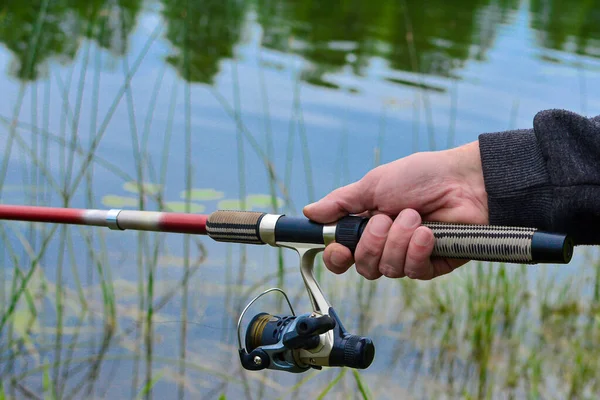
370, 216, 391, 237
330, 249, 344, 267
400, 209, 420, 228
414, 228, 432, 246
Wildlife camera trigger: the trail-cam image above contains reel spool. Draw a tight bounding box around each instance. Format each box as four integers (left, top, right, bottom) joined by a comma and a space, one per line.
237, 288, 375, 373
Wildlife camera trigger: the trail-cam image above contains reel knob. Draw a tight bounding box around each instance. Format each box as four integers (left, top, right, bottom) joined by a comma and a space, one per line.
341, 335, 375, 369
327, 308, 376, 370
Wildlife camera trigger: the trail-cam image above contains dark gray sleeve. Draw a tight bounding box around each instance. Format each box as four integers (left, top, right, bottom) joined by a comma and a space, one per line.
478, 109, 600, 245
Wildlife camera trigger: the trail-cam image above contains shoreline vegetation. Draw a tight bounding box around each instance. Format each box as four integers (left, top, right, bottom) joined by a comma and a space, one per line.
1, 0, 600, 399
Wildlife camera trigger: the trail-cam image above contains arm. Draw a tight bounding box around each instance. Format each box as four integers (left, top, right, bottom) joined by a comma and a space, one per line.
304, 109, 600, 281
480, 109, 600, 245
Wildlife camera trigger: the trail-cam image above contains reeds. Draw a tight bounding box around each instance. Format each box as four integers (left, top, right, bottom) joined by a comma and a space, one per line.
0, 1, 599, 399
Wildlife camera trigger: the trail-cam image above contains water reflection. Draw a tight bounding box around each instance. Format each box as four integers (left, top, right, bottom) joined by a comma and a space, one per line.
1, 0, 600, 399
2, 0, 599, 86
257, 0, 519, 90
161, 0, 247, 84
531, 0, 600, 58
0, 0, 141, 81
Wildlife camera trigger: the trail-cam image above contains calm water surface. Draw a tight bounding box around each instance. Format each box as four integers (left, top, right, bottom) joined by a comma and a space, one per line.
1, 1, 600, 399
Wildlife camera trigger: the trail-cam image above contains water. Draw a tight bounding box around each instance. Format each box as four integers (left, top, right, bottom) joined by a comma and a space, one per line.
1, 0, 600, 399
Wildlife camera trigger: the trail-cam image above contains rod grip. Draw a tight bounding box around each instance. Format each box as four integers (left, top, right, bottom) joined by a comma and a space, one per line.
335, 217, 573, 264
207, 210, 266, 244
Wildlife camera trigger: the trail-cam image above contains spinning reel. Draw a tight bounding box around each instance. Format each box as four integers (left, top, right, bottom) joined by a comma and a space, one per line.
236, 244, 375, 373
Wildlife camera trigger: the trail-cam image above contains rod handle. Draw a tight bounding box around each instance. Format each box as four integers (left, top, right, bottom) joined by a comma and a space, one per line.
206, 211, 574, 264
206, 210, 266, 244
336, 216, 573, 264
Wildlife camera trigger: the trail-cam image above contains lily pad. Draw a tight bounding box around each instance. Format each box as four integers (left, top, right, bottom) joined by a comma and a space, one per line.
102, 195, 139, 208
246, 194, 285, 209
216, 195, 285, 210
123, 181, 163, 195
217, 199, 245, 210
179, 188, 224, 201
164, 202, 206, 213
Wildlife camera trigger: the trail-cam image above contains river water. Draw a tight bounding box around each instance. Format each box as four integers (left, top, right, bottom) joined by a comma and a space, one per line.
1, 1, 599, 399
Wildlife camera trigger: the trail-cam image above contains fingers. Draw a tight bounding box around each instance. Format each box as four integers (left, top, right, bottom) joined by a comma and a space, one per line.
378, 209, 420, 278
319, 209, 465, 281
322, 243, 354, 274
403, 226, 436, 280
353, 214, 392, 280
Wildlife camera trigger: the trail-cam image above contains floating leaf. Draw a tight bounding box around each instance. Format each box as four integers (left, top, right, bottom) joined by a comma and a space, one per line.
102, 195, 139, 208
180, 188, 224, 201
123, 181, 163, 195
217, 199, 244, 210
164, 202, 205, 213
246, 194, 285, 209
216, 195, 284, 210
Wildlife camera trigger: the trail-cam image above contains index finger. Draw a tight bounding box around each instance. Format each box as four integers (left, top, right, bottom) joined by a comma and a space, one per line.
303, 180, 373, 223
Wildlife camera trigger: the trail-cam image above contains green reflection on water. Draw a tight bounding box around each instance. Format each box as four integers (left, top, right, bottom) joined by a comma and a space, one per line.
1, 0, 600, 399
1, 0, 599, 85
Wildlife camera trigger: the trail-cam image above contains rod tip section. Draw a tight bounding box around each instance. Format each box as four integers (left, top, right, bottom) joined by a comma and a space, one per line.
531, 232, 574, 263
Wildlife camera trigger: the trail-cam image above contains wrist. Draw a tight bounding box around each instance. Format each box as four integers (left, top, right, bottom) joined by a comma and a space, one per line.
449, 140, 489, 221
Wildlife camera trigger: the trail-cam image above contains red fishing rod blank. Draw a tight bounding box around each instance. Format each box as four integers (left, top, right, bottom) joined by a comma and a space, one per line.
0, 204, 208, 235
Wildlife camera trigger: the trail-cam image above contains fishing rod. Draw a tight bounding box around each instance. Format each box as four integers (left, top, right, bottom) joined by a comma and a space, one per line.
0, 204, 574, 373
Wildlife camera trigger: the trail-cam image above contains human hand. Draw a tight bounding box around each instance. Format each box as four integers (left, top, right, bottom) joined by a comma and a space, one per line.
303, 141, 489, 280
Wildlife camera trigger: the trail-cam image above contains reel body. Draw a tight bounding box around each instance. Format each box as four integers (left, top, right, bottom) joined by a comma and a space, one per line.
240, 308, 374, 373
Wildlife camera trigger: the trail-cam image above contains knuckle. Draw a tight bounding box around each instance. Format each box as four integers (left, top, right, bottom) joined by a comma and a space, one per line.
355, 263, 378, 280
361, 271, 380, 281
379, 263, 403, 278
405, 268, 424, 280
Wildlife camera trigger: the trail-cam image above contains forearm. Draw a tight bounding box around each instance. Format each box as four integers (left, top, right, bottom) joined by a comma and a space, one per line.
478, 109, 600, 245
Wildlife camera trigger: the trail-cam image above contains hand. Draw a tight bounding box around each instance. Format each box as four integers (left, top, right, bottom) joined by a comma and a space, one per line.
303, 141, 489, 280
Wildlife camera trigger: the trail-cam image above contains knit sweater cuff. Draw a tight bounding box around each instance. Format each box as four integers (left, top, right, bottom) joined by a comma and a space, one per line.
478, 129, 554, 230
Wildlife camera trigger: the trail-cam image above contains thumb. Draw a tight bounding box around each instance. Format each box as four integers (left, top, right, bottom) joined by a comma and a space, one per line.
303, 180, 373, 223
